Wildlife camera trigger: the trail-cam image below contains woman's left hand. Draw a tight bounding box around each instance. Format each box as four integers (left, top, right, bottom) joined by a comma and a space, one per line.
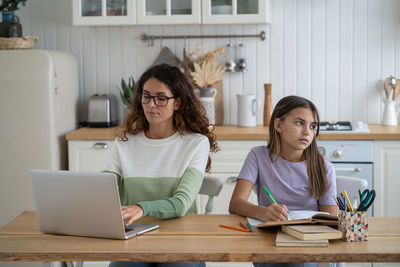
121, 205, 144, 226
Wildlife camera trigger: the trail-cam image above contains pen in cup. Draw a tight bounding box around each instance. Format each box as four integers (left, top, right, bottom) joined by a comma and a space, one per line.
263, 185, 288, 220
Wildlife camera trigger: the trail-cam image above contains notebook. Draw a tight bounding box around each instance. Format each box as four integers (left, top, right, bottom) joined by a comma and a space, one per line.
248, 210, 338, 228
275, 230, 329, 247
30, 169, 159, 239
281, 224, 342, 241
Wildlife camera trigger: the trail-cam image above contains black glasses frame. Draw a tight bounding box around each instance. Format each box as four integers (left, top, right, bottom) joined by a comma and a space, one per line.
139, 93, 176, 107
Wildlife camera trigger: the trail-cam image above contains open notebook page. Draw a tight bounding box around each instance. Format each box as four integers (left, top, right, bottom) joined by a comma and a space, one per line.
247, 210, 331, 226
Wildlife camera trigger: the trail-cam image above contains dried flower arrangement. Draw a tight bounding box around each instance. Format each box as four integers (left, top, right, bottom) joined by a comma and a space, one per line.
183, 43, 226, 88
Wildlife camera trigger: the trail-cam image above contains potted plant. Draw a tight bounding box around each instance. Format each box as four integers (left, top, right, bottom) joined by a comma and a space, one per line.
1, 0, 27, 20
118, 76, 135, 109
0, 0, 27, 37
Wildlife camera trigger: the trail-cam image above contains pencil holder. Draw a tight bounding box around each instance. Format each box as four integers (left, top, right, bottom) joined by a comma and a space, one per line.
338, 210, 368, 242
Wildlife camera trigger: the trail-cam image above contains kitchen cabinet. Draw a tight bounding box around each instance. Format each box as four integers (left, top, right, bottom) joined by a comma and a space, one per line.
136, 0, 201, 24
72, 0, 269, 25
202, 0, 270, 24
72, 0, 136, 25
68, 140, 114, 171
373, 141, 400, 218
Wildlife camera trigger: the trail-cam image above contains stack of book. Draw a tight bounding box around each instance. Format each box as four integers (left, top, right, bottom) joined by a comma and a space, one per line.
247, 211, 342, 247
276, 224, 342, 247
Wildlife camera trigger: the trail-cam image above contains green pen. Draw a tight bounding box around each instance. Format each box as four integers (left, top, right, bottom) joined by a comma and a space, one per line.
263, 185, 288, 220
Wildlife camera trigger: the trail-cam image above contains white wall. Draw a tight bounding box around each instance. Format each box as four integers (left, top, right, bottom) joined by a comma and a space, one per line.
17, 0, 400, 125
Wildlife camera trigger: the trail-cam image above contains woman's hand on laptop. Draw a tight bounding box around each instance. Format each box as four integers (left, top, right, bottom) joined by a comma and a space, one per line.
122, 205, 144, 226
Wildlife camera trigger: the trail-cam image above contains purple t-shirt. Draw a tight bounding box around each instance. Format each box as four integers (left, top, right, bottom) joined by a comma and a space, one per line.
238, 146, 337, 211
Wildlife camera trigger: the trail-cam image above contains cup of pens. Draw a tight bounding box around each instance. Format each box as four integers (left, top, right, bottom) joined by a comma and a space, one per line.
336, 189, 375, 242
338, 210, 368, 242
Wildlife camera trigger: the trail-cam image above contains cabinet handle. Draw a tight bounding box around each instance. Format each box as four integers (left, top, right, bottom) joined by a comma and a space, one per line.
227, 177, 238, 183
93, 143, 108, 149
335, 167, 362, 172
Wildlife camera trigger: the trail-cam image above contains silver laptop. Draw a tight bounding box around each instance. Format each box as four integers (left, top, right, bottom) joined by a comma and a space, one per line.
30, 169, 159, 239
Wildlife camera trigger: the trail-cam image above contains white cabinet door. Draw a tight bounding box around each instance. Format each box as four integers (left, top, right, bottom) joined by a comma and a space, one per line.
373, 141, 400, 217
73, 0, 136, 25
137, 0, 201, 24
202, 0, 270, 24
205, 140, 264, 214
68, 140, 114, 171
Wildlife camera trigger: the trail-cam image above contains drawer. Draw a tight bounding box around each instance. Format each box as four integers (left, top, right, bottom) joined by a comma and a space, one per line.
68, 140, 114, 171
210, 140, 266, 173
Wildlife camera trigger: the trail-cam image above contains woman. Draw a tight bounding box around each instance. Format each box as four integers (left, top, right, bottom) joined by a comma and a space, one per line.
107, 64, 218, 267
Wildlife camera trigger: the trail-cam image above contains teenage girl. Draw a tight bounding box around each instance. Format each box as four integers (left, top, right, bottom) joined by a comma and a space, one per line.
230, 95, 337, 224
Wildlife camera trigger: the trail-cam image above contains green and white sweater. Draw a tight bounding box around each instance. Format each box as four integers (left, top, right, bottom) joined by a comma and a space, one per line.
106, 131, 210, 219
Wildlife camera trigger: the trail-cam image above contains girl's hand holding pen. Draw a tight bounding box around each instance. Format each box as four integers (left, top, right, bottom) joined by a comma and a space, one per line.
263, 203, 289, 221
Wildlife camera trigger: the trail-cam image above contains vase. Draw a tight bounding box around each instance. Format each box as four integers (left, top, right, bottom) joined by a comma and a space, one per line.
382, 99, 400, 126
0, 12, 22, 37
195, 88, 218, 124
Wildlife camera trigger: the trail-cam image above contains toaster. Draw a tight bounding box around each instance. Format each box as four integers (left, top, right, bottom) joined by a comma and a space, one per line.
88, 94, 118, 127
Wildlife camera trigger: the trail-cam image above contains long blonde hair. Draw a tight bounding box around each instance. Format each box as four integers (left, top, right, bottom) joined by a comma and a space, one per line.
267, 95, 327, 199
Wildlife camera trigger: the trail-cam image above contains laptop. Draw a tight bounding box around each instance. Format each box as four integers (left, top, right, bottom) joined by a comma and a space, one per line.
30, 169, 159, 239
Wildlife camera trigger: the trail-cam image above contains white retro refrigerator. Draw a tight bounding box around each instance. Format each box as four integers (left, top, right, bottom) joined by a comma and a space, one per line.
0, 50, 79, 230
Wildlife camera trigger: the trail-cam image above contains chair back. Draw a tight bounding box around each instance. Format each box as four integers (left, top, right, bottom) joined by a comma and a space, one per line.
336, 176, 368, 209
199, 176, 223, 214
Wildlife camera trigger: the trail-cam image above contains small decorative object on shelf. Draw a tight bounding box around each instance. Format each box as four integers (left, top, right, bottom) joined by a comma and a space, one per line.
0, 0, 27, 37
183, 43, 226, 125
382, 75, 400, 126
0, 36, 37, 49
8, 15, 19, 37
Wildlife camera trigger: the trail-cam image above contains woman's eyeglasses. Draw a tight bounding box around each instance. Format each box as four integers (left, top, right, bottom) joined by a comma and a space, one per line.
139, 93, 175, 107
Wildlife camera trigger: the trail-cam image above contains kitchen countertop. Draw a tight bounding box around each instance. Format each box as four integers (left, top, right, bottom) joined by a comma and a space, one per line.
66, 124, 400, 141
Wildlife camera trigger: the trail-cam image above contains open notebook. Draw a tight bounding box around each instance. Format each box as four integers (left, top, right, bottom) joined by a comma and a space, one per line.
248, 210, 338, 228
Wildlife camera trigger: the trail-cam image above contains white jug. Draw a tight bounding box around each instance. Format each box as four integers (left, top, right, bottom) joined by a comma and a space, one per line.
237, 94, 260, 127
382, 99, 400, 126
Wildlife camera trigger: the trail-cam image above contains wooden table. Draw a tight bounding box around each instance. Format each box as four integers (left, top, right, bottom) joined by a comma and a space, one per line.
1, 212, 400, 264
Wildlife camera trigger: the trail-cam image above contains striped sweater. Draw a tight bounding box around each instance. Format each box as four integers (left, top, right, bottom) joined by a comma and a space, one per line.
106, 131, 210, 218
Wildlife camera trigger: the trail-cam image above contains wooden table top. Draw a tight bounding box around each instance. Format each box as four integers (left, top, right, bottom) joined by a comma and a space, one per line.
1, 212, 400, 263
65, 124, 400, 141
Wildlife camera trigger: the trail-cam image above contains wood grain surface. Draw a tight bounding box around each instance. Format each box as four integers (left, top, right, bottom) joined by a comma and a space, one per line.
1, 212, 399, 263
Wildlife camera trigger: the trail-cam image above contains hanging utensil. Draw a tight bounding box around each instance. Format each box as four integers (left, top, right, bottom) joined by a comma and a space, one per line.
393, 79, 400, 100
384, 77, 393, 99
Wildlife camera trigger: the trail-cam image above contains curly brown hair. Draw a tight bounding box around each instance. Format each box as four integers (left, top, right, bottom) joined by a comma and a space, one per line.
120, 63, 219, 172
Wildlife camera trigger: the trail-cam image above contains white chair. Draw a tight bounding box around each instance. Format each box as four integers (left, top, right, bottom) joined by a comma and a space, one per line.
199, 175, 224, 214
336, 176, 368, 209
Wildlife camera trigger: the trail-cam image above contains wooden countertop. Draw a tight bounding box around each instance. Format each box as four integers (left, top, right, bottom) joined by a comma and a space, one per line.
66, 124, 400, 141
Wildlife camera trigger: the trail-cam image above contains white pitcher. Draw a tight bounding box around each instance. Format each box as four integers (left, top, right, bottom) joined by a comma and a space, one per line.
382, 99, 400, 126
237, 94, 260, 127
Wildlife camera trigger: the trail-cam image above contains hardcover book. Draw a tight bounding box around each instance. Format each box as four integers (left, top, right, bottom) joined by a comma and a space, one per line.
281, 224, 342, 241
275, 230, 329, 247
